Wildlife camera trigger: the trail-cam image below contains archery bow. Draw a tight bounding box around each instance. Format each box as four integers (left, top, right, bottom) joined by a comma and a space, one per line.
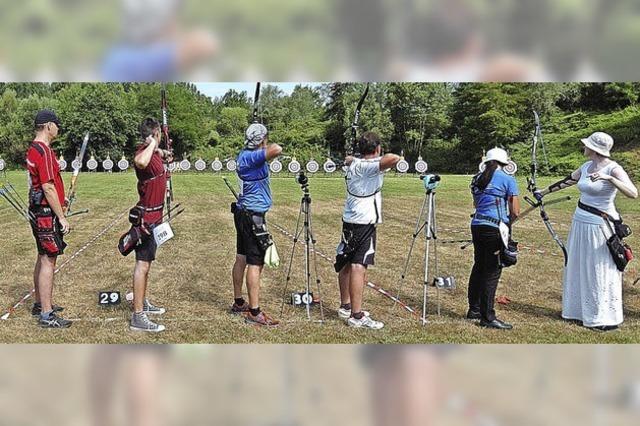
64, 131, 90, 217
161, 85, 174, 219
347, 82, 370, 156
525, 111, 568, 265
252, 82, 261, 123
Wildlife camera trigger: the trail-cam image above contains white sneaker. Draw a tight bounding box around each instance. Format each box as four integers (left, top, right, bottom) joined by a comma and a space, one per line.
338, 308, 370, 321
347, 315, 384, 330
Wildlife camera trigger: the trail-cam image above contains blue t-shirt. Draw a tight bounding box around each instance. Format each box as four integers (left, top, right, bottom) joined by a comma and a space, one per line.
102, 42, 177, 82
471, 169, 519, 228
237, 148, 271, 213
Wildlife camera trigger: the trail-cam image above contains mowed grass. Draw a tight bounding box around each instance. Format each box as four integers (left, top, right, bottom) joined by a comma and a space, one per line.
1, 170, 639, 343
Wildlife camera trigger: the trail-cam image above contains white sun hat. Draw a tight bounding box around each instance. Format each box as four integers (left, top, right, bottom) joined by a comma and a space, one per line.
483, 147, 510, 165
581, 132, 613, 157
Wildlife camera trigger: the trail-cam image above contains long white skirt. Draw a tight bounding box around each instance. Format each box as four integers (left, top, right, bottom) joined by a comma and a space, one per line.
562, 215, 623, 327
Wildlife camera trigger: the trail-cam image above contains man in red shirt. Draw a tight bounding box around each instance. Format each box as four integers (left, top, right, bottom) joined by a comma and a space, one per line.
26, 109, 71, 328
130, 118, 172, 333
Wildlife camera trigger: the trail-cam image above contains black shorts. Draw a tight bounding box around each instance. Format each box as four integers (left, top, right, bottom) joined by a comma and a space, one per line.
234, 209, 267, 266
30, 207, 66, 257
135, 233, 157, 262
334, 222, 376, 272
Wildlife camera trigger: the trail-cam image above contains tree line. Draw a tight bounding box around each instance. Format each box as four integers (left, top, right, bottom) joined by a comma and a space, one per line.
0, 82, 638, 177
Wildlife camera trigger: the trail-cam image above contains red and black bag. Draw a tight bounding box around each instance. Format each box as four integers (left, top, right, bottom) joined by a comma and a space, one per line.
30, 207, 67, 256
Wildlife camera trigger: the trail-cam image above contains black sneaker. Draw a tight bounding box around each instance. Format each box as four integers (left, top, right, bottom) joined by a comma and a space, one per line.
39, 313, 72, 328
32, 304, 64, 316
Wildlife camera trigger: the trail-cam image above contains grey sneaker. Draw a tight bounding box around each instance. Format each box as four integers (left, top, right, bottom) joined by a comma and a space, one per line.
347, 314, 384, 330
130, 312, 165, 333
39, 313, 72, 328
32, 303, 64, 316
143, 299, 166, 315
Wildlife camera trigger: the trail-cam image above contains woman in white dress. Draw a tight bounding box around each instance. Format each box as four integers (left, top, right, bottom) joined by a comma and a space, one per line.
534, 132, 638, 331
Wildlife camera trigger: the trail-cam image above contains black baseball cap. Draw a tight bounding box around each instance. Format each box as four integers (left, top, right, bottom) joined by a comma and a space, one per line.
35, 109, 61, 128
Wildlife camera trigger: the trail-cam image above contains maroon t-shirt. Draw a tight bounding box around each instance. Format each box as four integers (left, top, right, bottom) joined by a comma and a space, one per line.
134, 143, 167, 224
26, 140, 65, 207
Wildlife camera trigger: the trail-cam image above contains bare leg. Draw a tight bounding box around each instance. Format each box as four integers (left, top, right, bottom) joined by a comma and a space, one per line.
89, 347, 122, 426
36, 254, 57, 313
133, 261, 151, 313
33, 255, 42, 304
349, 264, 367, 314
338, 265, 351, 305
232, 255, 247, 299
126, 350, 164, 426
246, 264, 263, 309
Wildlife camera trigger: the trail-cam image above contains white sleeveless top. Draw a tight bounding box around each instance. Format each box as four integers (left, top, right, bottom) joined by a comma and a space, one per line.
574, 161, 621, 224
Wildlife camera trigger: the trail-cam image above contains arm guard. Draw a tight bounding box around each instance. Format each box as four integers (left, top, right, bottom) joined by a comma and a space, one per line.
548, 174, 577, 193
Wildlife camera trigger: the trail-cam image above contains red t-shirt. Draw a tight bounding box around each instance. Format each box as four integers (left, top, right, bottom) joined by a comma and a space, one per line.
134, 143, 167, 224
25, 140, 65, 207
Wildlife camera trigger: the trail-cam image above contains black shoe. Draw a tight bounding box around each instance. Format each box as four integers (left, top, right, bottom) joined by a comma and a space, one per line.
479, 318, 513, 330
590, 325, 619, 332
38, 313, 72, 328
466, 310, 482, 320
31, 304, 64, 316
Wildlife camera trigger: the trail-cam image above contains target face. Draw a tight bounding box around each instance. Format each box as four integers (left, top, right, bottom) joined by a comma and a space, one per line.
226, 159, 237, 172
195, 159, 206, 171
180, 159, 191, 171
415, 160, 428, 174
87, 158, 98, 171
504, 161, 518, 175
323, 160, 337, 173
396, 159, 409, 173
59, 159, 67, 171
211, 159, 223, 172
102, 159, 114, 171
270, 159, 283, 173
169, 162, 178, 172
306, 160, 319, 173
0, 158, 5, 171
288, 160, 301, 174
118, 159, 129, 171
72, 159, 82, 170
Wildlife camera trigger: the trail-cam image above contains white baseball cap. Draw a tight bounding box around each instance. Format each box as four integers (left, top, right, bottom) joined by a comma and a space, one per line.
245, 123, 268, 149
581, 132, 613, 158
484, 147, 510, 165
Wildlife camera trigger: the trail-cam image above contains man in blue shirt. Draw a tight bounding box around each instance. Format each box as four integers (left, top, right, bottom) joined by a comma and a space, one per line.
231, 123, 282, 327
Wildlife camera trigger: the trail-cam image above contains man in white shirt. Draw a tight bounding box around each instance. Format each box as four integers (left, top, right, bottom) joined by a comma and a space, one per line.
334, 132, 401, 329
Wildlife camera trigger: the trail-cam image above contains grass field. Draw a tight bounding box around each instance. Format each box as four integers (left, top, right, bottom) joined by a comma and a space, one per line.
1, 170, 639, 343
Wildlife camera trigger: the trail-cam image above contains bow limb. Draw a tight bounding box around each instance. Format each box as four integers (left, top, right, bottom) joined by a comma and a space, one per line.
161, 85, 174, 218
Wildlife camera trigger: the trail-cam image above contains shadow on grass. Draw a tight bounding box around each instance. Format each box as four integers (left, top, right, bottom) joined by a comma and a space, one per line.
502, 300, 563, 321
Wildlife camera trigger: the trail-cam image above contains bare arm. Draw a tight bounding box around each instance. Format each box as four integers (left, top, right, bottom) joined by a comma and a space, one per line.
594, 165, 639, 199
42, 182, 69, 233
265, 143, 283, 161
379, 154, 401, 172
508, 196, 521, 221
134, 136, 159, 169
344, 155, 355, 166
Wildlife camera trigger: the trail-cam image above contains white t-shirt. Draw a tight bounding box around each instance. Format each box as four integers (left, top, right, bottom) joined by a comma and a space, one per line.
343, 158, 384, 225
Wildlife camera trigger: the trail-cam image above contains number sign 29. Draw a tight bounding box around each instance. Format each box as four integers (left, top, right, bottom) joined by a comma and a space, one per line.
99, 291, 121, 306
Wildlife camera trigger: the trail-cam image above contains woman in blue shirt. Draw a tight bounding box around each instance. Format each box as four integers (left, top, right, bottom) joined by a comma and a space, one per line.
468, 148, 520, 330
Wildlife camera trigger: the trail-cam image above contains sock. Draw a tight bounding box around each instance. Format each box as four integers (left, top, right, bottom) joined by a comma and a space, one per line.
340, 303, 352, 311
250, 307, 261, 317
235, 298, 246, 306
33, 302, 42, 307
352, 311, 365, 320
40, 310, 53, 320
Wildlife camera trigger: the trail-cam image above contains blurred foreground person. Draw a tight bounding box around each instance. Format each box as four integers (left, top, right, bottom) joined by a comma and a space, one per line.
231, 123, 282, 326
129, 118, 173, 332
335, 132, 400, 329
103, 0, 218, 81
26, 109, 71, 328
468, 148, 520, 330
534, 132, 638, 331
90, 346, 168, 426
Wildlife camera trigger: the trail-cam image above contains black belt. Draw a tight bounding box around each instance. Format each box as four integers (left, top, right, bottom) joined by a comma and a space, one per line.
577, 200, 616, 222
473, 214, 501, 225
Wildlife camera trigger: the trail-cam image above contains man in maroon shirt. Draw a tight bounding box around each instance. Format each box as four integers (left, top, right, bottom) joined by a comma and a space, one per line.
130, 118, 173, 333
26, 109, 72, 328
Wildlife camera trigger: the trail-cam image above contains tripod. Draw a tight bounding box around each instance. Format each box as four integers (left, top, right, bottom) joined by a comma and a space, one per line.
394, 183, 444, 326
280, 174, 325, 322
